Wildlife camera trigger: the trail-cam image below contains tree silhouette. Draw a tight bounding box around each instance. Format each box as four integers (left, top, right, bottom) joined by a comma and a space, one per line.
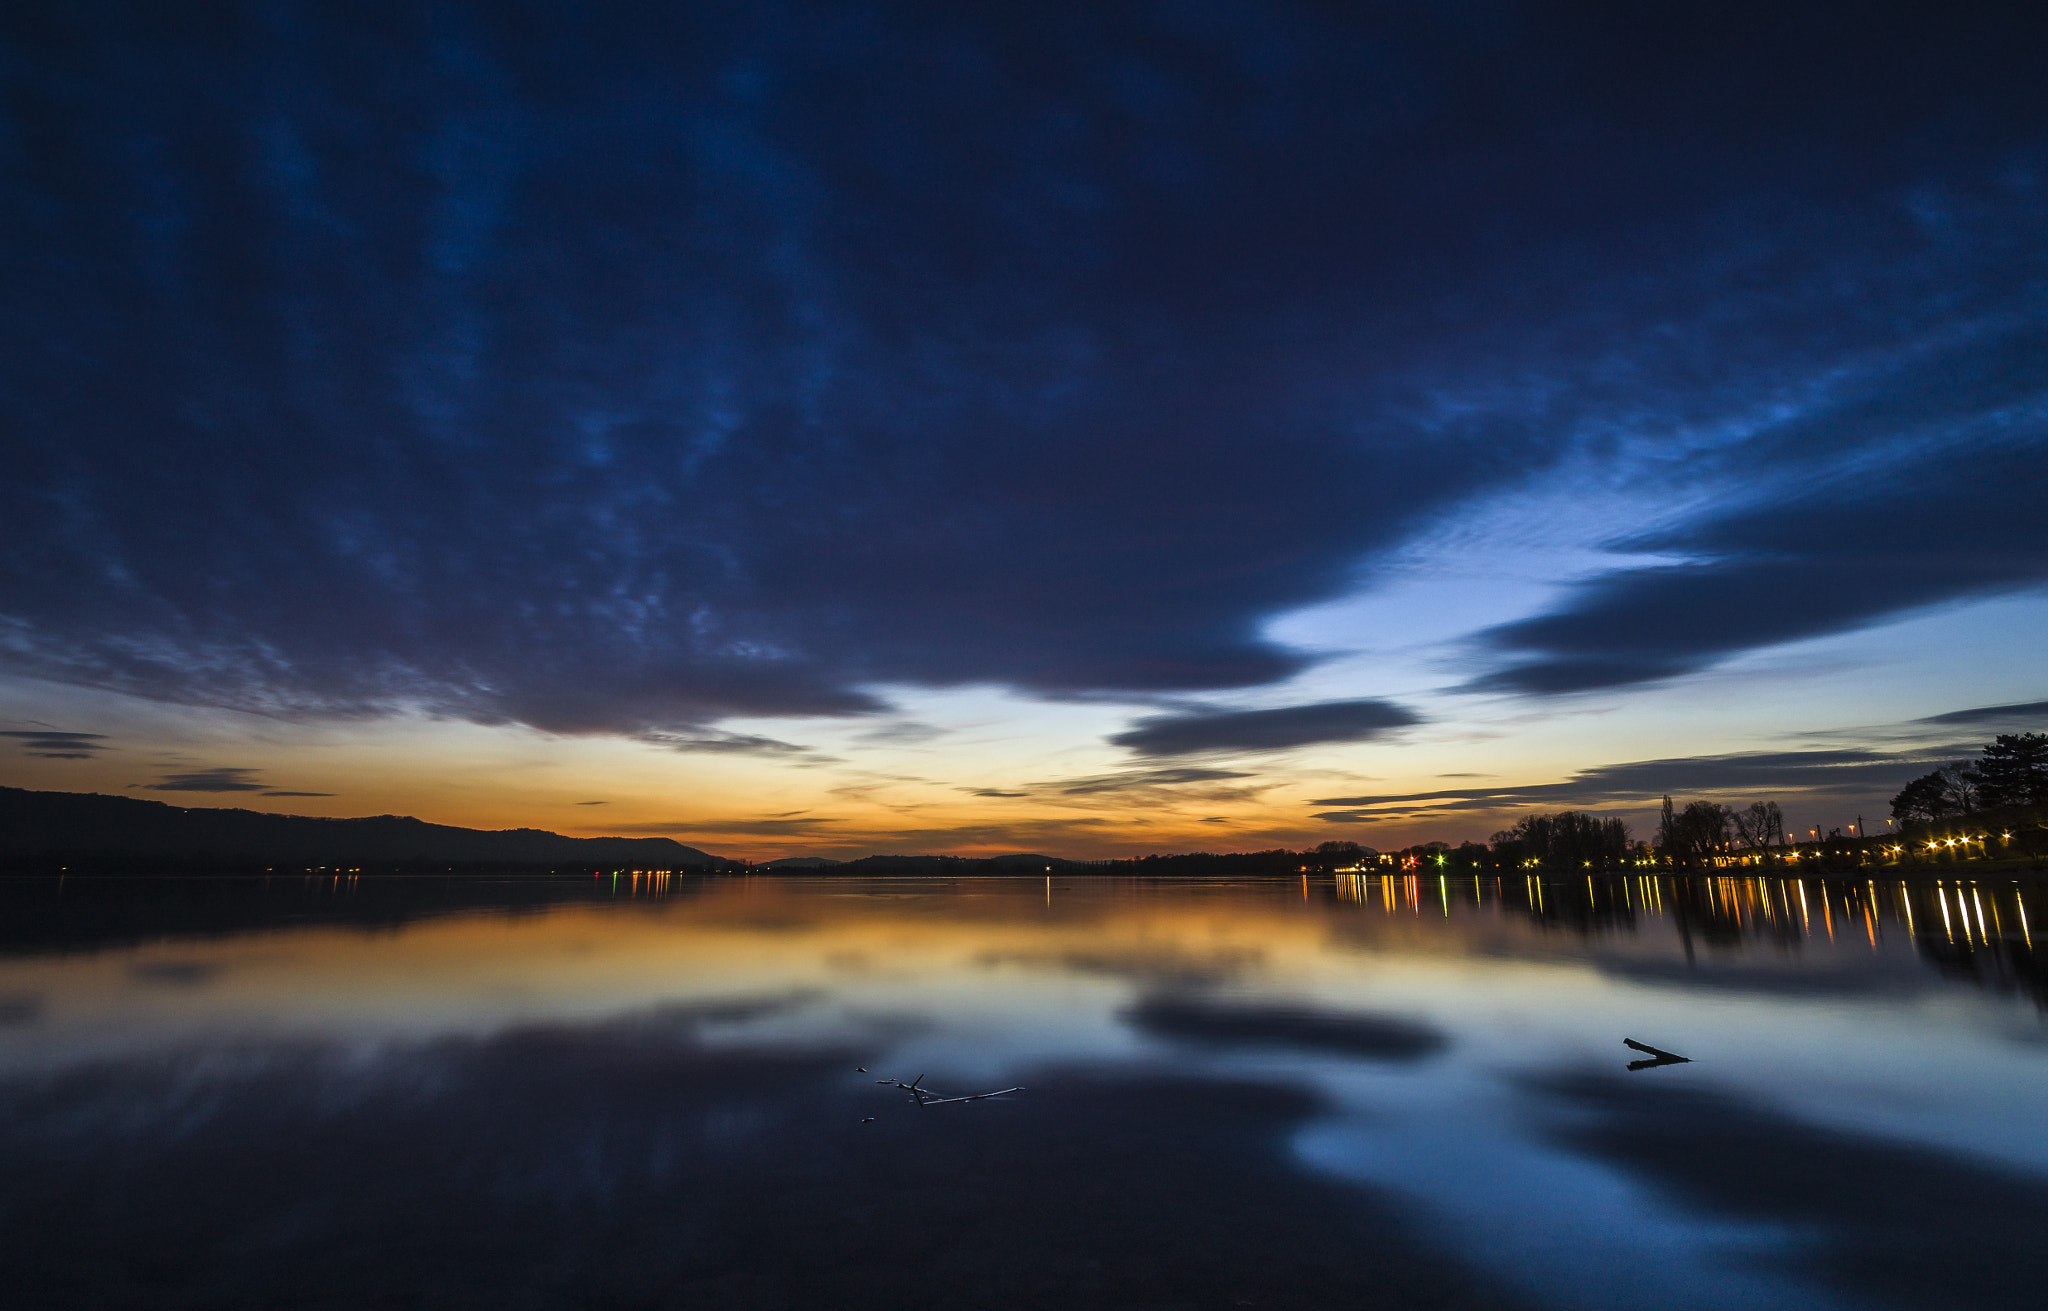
1891, 763, 1985, 827
1658, 797, 1730, 865
1891, 771, 1953, 827
1731, 800, 1784, 852
1491, 811, 1630, 866
1975, 733, 2048, 809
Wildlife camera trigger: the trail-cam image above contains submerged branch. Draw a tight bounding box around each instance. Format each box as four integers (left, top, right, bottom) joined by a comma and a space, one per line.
913, 1086, 1025, 1105
875, 1072, 1026, 1107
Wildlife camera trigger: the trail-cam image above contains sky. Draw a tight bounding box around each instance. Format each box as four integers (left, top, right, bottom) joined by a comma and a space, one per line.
3, 0, 2047, 860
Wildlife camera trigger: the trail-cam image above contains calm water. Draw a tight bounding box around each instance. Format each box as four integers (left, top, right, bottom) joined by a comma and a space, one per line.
2, 872, 2045, 1311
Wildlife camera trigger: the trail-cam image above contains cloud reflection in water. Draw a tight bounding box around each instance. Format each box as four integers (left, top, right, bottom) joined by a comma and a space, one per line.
0, 873, 2042, 1309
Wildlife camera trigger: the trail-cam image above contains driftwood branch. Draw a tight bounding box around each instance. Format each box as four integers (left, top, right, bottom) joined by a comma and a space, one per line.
1623, 1037, 1691, 1071
873, 1072, 1025, 1107
912, 1087, 1025, 1106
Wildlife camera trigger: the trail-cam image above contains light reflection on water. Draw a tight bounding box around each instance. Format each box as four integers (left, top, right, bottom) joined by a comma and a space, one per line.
2, 873, 2045, 1311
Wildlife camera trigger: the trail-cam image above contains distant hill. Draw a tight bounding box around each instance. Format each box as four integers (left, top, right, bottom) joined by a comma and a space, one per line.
760, 856, 842, 869
0, 786, 720, 868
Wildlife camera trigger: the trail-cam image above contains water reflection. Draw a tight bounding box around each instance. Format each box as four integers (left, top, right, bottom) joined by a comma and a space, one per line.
1328, 870, 2048, 1012
1, 873, 2044, 1311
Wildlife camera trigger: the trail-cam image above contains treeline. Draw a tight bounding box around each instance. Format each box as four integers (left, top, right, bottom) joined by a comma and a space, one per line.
1654, 797, 1786, 864
1492, 811, 1631, 866
1355, 799, 1789, 870
1891, 732, 2048, 850
1107, 810, 1716, 875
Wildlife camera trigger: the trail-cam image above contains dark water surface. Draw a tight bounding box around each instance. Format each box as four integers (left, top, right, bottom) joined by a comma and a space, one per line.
3, 872, 2045, 1310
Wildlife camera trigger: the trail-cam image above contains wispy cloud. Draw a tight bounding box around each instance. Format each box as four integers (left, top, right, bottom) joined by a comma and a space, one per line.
1309, 746, 1964, 819
854, 721, 947, 745
1, 729, 110, 759
144, 767, 268, 793
1111, 700, 1421, 757
1056, 767, 1256, 796
633, 730, 841, 765
1464, 323, 2048, 698
636, 729, 813, 755
1913, 699, 2048, 728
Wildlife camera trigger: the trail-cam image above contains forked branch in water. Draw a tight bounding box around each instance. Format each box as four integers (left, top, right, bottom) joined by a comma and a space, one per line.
1623, 1037, 1691, 1071
873, 1071, 1025, 1106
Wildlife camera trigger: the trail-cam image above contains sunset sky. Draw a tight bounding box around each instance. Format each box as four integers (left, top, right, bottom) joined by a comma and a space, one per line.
4, 1, 2046, 859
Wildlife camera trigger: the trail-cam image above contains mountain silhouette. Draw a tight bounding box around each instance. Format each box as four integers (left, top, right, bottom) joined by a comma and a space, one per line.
0, 786, 718, 867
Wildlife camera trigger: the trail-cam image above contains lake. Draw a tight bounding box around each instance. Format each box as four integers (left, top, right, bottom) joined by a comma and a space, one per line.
2, 871, 2043, 1310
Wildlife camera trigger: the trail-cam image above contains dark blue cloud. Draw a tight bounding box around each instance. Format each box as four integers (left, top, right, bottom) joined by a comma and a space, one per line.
1471, 302, 2048, 695
634, 728, 827, 758
1054, 766, 1255, 796
1308, 745, 1960, 816
143, 767, 268, 793
1112, 699, 1419, 757
1915, 699, 2048, 727
4, 3, 2047, 733
0, 730, 110, 759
